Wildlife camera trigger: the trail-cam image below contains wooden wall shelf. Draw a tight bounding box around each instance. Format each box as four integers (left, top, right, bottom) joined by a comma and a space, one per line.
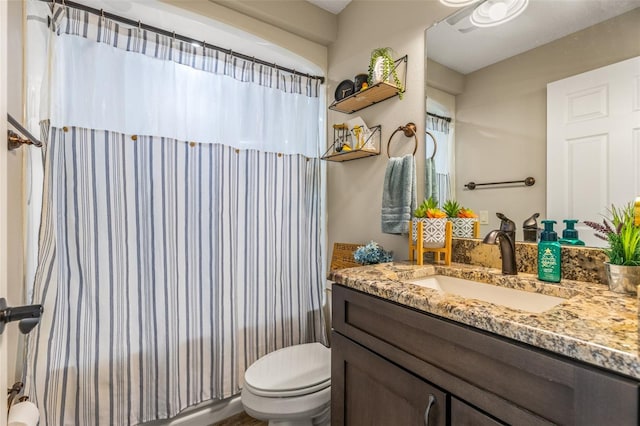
322, 125, 381, 162
328, 55, 407, 114
329, 82, 402, 114
322, 149, 379, 162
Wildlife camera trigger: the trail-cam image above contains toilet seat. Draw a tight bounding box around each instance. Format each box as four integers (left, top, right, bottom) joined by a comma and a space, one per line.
244, 342, 331, 398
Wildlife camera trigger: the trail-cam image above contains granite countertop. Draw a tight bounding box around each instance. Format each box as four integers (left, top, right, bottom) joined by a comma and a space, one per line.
328, 262, 640, 380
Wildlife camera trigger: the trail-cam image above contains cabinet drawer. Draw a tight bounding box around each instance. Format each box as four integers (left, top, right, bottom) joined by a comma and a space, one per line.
333, 285, 639, 425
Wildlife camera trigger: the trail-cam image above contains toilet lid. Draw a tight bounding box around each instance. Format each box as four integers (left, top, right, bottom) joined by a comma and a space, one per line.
244, 343, 330, 396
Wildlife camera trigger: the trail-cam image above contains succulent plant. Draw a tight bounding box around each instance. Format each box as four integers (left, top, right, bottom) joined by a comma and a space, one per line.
442, 200, 461, 218
414, 197, 442, 218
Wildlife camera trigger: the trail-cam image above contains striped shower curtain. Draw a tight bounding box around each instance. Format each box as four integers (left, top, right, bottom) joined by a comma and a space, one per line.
25, 126, 324, 425
24, 5, 326, 423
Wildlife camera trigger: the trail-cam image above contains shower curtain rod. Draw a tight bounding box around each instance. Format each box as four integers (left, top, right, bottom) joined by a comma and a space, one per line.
7, 113, 43, 150
41, 0, 325, 84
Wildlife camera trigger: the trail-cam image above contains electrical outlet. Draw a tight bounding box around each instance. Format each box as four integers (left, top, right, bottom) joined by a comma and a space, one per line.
479, 210, 489, 225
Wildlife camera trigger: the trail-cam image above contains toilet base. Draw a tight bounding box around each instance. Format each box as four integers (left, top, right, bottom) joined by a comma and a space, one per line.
241, 386, 330, 426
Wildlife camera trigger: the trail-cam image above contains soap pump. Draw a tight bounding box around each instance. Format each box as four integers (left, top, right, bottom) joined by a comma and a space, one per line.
538, 220, 561, 283
559, 219, 585, 246
522, 213, 540, 242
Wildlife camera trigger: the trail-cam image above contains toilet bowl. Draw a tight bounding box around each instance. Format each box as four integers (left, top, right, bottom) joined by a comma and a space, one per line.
241, 286, 332, 426
241, 342, 331, 426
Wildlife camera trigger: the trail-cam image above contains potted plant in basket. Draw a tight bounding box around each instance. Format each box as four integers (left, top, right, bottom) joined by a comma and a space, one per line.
412, 197, 448, 248
368, 47, 404, 99
585, 202, 640, 294
442, 199, 479, 238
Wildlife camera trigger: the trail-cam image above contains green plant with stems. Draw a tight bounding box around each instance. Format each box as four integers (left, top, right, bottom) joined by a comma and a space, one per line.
368, 47, 404, 99
585, 202, 640, 266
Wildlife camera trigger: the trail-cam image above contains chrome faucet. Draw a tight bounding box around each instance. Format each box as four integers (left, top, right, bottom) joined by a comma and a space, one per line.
483, 230, 517, 275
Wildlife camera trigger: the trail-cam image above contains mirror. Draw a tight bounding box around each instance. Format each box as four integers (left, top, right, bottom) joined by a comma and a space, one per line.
425, 1, 640, 245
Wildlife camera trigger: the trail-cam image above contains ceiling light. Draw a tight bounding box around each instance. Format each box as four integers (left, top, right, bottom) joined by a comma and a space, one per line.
470, 0, 529, 27
439, 0, 481, 7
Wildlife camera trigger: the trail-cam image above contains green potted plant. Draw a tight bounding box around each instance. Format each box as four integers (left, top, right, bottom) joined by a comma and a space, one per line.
368, 47, 404, 99
442, 200, 479, 238
412, 197, 448, 248
585, 202, 640, 294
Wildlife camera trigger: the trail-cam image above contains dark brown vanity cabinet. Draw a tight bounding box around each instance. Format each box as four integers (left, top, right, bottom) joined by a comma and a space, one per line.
331, 285, 639, 425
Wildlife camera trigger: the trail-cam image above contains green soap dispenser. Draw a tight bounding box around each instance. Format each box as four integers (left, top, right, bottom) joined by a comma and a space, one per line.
559, 219, 585, 246
538, 220, 562, 282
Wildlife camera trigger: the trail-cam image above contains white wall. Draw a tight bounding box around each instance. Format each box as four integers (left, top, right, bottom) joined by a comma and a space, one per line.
326, 0, 451, 261
162, 0, 328, 72
1, 0, 9, 422
7, 0, 24, 385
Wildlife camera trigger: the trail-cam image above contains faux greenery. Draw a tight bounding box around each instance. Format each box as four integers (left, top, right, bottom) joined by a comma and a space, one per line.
584, 202, 640, 266
353, 241, 393, 265
368, 47, 404, 99
442, 199, 478, 219
442, 200, 461, 218
413, 197, 446, 219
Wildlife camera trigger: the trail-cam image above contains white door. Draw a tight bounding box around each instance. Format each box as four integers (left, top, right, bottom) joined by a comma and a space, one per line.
1, 0, 9, 425
547, 56, 640, 247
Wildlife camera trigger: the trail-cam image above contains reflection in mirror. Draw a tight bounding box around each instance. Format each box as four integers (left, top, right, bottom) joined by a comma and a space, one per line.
425, 1, 640, 246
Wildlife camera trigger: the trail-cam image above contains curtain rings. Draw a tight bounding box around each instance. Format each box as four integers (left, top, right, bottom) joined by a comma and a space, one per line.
425, 130, 438, 160
387, 122, 418, 158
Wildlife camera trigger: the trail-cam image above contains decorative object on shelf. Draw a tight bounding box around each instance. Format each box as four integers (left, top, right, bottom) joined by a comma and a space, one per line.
409, 197, 453, 265
443, 200, 479, 238
335, 79, 355, 101
354, 73, 368, 92
387, 122, 418, 158
353, 241, 393, 265
321, 125, 382, 162
346, 116, 372, 150
332, 123, 351, 153
368, 47, 404, 99
584, 201, 640, 294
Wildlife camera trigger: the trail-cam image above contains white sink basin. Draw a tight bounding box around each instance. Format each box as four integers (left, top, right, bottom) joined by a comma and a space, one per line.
407, 275, 567, 313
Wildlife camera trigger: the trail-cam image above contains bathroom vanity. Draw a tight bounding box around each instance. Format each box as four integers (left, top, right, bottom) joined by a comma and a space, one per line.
329, 263, 640, 425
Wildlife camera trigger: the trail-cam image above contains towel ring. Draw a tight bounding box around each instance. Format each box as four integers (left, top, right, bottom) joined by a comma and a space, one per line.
425, 130, 437, 160
387, 122, 418, 158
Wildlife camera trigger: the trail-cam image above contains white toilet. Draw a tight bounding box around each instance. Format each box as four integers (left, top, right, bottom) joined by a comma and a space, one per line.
241, 287, 332, 426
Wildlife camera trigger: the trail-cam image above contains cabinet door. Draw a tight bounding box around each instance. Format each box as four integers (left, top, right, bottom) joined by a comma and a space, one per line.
332, 332, 446, 426
451, 397, 505, 426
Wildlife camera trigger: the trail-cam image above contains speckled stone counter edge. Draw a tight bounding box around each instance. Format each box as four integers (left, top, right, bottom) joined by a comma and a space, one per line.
329, 262, 640, 380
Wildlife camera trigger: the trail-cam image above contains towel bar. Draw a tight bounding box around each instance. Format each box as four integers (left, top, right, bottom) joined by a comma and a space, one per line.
464, 177, 535, 190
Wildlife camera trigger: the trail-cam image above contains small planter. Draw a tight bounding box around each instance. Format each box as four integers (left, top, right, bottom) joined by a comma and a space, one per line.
449, 218, 478, 238
412, 218, 448, 248
605, 263, 640, 295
